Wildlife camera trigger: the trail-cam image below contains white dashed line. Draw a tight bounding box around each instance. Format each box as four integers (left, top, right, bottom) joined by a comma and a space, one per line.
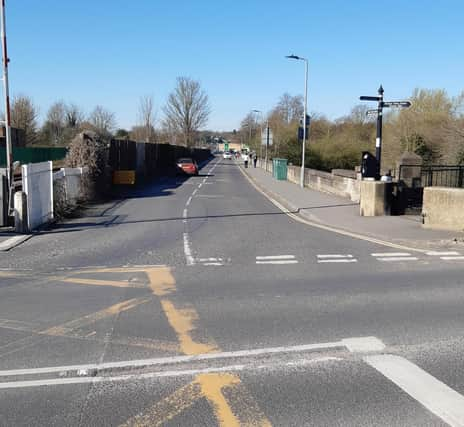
182, 209, 188, 219
372, 252, 418, 262
183, 233, 195, 266
317, 254, 354, 259
440, 256, 464, 261
198, 258, 223, 262
186, 196, 192, 206
371, 252, 411, 257
256, 255, 296, 260
256, 255, 298, 265
256, 260, 299, 265
426, 251, 460, 256
317, 254, 357, 263
192, 189, 198, 196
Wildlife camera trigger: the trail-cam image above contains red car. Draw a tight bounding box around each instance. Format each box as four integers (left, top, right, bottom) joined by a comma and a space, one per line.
176, 158, 199, 175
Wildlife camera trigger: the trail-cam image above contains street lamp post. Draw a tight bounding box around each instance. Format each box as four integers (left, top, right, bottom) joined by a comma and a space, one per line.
286, 54, 308, 188
252, 109, 263, 160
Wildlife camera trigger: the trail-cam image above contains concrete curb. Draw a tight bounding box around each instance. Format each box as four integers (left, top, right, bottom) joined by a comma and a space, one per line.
0, 234, 32, 251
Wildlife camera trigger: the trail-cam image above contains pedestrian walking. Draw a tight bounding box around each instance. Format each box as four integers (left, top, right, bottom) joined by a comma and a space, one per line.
253, 152, 258, 168
243, 153, 249, 168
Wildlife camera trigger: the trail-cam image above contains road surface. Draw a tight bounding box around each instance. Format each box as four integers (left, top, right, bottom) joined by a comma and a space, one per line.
0, 157, 463, 426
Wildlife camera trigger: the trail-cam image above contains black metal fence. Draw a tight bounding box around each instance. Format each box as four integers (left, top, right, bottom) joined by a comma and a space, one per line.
399, 165, 464, 188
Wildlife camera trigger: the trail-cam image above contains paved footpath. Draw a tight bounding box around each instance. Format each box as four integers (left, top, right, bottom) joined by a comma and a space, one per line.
242, 162, 464, 251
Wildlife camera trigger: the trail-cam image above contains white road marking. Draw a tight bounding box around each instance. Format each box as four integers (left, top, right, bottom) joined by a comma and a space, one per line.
0, 357, 343, 390
256, 260, 299, 265
317, 254, 354, 259
182, 209, 188, 219
186, 196, 192, 206
426, 251, 460, 256
198, 183, 203, 188
198, 258, 223, 262
192, 189, 198, 196
371, 252, 411, 257
256, 255, 295, 260
343, 336, 386, 353
183, 233, 195, 266
318, 259, 358, 263
202, 263, 223, 266
440, 256, 464, 261
196, 195, 224, 198
0, 339, 347, 378
365, 354, 464, 427
377, 257, 419, 262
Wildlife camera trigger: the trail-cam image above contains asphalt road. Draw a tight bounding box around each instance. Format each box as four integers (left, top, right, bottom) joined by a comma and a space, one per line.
0, 156, 464, 426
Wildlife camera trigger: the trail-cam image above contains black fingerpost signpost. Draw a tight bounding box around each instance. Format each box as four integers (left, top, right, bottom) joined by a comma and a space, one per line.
360, 85, 411, 180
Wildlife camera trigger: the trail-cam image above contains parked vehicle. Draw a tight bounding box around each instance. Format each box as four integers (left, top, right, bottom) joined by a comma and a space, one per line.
176, 158, 199, 175
223, 151, 232, 159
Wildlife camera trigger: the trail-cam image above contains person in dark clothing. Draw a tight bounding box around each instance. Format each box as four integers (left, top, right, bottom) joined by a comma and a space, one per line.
253, 152, 258, 168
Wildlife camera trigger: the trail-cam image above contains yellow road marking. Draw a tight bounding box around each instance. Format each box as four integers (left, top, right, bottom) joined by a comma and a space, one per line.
119, 373, 271, 427
160, 299, 218, 355
146, 267, 218, 355
120, 381, 203, 427
57, 277, 146, 289
0, 271, 23, 278
146, 267, 176, 296
197, 373, 241, 427
43, 297, 151, 336
119, 265, 271, 426
0, 318, 179, 353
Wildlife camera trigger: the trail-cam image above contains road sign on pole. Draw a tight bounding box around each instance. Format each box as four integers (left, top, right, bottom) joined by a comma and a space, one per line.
261, 127, 273, 146
359, 85, 412, 180
382, 101, 412, 108
360, 96, 382, 101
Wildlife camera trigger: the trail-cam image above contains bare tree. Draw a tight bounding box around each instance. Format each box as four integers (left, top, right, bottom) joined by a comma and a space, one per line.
275, 93, 303, 124
42, 101, 66, 145
163, 77, 210, 146
88, 105, 116, 138
138, 95, 156, 142
10, 95, 38, 144
66, 104, 84, 129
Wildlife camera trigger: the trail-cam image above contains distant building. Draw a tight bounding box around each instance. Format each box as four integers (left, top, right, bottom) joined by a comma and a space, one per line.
0, 127, 26, 148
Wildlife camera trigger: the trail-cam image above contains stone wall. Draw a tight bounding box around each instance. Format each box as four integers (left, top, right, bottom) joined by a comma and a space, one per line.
260, 160, 360, 202
422, 187, 464, 231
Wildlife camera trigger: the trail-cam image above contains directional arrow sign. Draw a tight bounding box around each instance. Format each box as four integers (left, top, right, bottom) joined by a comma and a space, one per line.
360, 96, 382, 101
382, 101, 412, 108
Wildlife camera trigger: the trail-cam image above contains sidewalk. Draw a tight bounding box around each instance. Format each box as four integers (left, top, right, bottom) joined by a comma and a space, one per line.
242, 164, 464, 250
0, 228, 31, 251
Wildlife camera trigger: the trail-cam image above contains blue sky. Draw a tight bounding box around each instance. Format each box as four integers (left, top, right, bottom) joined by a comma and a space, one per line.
7, 0, 464, 131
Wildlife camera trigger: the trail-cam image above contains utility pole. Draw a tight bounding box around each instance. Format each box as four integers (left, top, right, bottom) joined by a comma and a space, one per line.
0, 0, 12, 214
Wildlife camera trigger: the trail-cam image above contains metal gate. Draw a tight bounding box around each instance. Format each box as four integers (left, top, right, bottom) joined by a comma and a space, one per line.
396, 165, 464, 214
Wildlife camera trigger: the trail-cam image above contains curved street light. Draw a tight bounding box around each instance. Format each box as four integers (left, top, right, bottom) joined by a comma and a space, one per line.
286, 54, 308, 188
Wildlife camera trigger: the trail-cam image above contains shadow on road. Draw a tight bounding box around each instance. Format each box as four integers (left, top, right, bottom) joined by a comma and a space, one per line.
37, 202, 358, 235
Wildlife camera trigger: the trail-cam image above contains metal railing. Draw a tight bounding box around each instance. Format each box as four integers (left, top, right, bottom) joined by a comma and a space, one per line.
399, 165, 464, 188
